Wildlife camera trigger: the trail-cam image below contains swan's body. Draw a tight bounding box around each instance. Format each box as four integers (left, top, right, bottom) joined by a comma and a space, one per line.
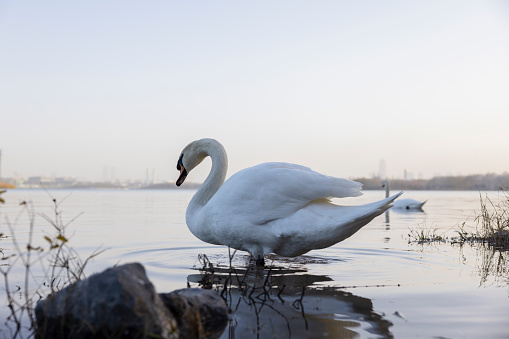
392, 199, 426, 210
177, 138, 402, 262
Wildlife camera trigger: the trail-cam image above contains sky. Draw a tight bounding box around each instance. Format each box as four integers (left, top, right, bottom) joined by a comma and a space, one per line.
1, 1, 509, 183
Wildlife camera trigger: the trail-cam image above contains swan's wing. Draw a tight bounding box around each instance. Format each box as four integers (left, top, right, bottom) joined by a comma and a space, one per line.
210, 162, 362, 224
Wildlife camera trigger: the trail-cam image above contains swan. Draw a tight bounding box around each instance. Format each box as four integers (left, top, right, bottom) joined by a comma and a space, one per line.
176, 138, 403, 265
393, 199, 427, 210
382, 180, 426, 211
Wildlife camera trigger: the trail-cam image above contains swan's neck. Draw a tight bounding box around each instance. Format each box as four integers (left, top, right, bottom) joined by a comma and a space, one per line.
188, 140, 228, 211
383, 180, 390, 198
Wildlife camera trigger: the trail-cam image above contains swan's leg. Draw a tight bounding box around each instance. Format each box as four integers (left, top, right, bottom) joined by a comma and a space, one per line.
249, 247, 265, 266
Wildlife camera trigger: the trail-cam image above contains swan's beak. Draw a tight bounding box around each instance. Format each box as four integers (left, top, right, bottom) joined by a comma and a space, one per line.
176, 167, 187, 186
176, 154, 187, 186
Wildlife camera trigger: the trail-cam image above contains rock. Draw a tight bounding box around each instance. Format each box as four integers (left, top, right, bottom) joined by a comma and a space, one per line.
160, 288, 228, 339
35, 263, 179, 338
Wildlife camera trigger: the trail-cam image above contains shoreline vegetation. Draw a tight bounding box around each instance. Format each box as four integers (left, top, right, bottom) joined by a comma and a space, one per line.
407, 188, 509, 250
1, 172, 509, 191
0, 191, 103, 337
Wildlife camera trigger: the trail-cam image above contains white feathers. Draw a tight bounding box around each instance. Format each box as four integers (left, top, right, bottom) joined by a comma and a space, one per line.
178, 138, 402, 259
392, 199, 426, 210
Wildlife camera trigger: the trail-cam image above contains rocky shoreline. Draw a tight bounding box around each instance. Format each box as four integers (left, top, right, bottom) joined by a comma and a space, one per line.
35, 263, 228, 339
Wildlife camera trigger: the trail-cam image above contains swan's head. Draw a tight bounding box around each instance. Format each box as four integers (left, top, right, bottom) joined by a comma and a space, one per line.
176, 139, 209, 186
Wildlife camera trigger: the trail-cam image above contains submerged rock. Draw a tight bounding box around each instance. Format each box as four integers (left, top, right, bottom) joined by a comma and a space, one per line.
35, 263, 227, 339
160, 288, 228, 339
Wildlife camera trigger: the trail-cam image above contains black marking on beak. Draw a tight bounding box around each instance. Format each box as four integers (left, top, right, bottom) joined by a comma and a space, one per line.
177, 154, 183, 171
176, 154, 187, 186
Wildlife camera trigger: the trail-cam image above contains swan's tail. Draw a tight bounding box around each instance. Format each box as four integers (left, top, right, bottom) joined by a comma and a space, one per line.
360, 191, 404, 211
330, 191, 403, 241
274, 192, 404, 256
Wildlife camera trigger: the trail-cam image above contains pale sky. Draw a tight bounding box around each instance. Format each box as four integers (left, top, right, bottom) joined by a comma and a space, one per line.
1, 1, 508, 183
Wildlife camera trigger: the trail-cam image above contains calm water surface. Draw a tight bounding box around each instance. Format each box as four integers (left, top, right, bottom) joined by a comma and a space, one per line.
1, 189, 508, 338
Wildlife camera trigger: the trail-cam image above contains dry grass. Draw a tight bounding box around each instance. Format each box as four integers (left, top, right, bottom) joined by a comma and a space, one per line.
0, 191, 103, 338
452, 189, 509, 248
473, 189, 509, 248
407, 187, 509, 249
407, 224, 446, 244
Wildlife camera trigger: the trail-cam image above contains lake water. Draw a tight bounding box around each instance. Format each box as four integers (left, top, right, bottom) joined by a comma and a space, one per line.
1, 189, 508, 338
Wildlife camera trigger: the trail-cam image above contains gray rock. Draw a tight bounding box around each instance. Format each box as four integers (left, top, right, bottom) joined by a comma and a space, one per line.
160, 288, 228, 339
35, 263, 179, 338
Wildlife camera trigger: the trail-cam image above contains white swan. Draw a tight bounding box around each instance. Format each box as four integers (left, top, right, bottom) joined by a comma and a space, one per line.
382, 180, 426, 211
177, 138, 403, 265
392, 199, 427, 210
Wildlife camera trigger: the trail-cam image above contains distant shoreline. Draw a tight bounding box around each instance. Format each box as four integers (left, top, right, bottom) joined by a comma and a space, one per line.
2, 173, 508, 191
353, 173, 509, 191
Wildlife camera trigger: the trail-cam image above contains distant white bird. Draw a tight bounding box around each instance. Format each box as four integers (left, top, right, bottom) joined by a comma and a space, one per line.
177, 138, 403, 265
382, 180, 426, 211
392, 199, 427, 210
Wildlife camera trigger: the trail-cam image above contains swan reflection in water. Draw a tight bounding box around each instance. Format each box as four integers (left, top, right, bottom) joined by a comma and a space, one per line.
187, 254, 393, 339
